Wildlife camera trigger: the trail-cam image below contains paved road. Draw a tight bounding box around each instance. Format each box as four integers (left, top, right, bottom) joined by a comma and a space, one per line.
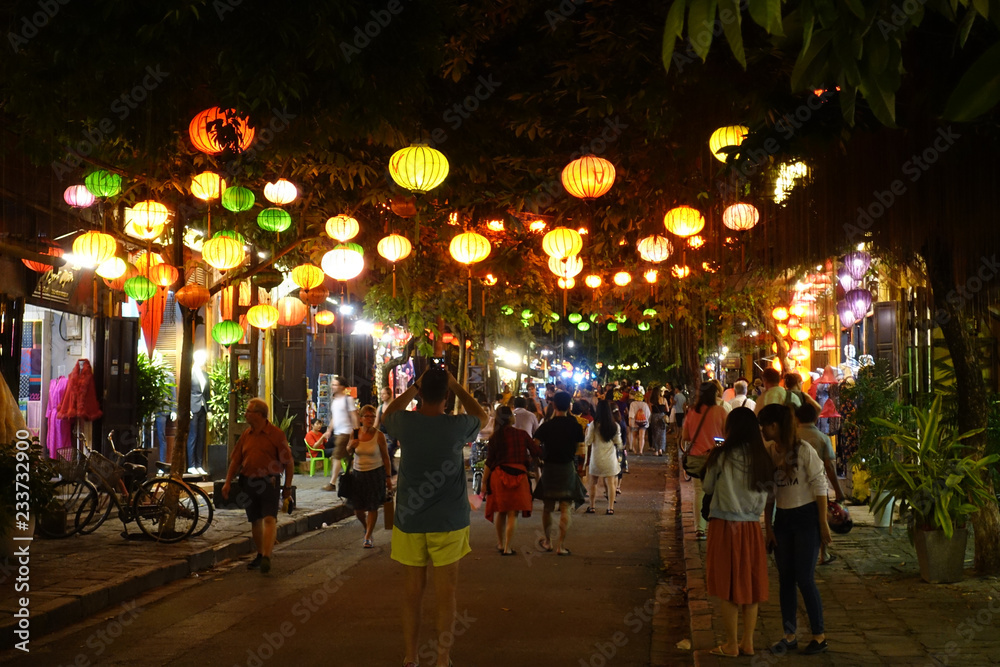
3, 455, 690, 667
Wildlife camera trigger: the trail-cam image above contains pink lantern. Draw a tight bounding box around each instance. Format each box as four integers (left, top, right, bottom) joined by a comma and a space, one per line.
846, 289, 873, 321
842, 251, 871, 281
64, 185, 96, 208
837, 300, 856, 328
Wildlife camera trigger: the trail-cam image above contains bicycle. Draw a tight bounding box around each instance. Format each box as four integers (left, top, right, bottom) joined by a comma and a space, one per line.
150, 459, 214, 538
36, 446, 100, 539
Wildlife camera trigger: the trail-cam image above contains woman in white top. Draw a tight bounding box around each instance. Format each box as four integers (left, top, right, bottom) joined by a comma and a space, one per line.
347, 405, 393, 548
584, 400, 622, 514
758, 404, 831, 656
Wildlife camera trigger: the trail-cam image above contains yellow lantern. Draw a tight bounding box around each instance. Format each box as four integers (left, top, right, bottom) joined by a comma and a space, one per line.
134, 252, 163, 276
486, 219, 505, 232
585, 274, 602, 289
771, 357, 783, 371
123, 215, 165, 241
72, 231, 117, 267
247, 304, 279, 329
771, 306, 789, 321
558, 277, 576, 289
190, 171, 226, 201
777, 323, 789, 337
263, 179, 297, 205
789, 303, 808, 318
483, 273, 498, 286
388, 144, 450, 194
377, 234, 412, 262
542, 227, 583, 260
548, 254, 583, 278
791, 327, 811, 342
613, 271, 631, 286
663, 206, 705, 238
325, 215, 360, 242
131, 200, 170, 228
315, 310, 336, 326
561, 155, 616, 200
687, 235, 706, 249
637, 235, 673, 263
201, 236, 245, 271
644, 269, 658, 283
709, 125, 748, 162
291, 264, 325, 290
96, 257, 127, 280
722, 203, 760, 231
671, 265, 691, 279
528, 220, 547, 233
789, 341, 810, 361
321, 246, 365, 281
449, 232, 491, 265
148, 263, 179, 288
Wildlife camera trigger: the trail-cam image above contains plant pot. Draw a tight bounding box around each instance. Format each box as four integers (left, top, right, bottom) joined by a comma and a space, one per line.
914, 527, 968, 583
873, 491, 895, 527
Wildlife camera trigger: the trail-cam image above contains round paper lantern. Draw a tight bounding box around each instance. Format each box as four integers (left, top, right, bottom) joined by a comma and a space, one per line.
614, 312, 627, 323
687, 235, 706, 249
500, 305, 514, 315
528, 220, 546, 233
123, 276, 157, 303
584, 275, 602, 289
846, 289, 873, 321
637, 235, 673, 263
255, 270, 285, 291
72, 231, 117, 266
449, 232, 491, 265
212, 321, 244, 347
836, 266, 855, 292
578, 322, 591, 332
558, 277, 576, 289
291, 264, 325, 290
482, 273, 498, 286
637, 322, 651, 331
722, 203, 760, 231
201, 236, 245, 271
561, 155, 616, 200
221, 186, 255, 213
644, 269, 658, 283
663, 206, 705, 238
257, 208, 292, 232
789, 303, 808, 318
123, 214, 166, 241
191, 171, 226, 201
64, 185, 95, 208
377, 234, 412, 262
189, 107, 255, 155
264, 179, 297, 205
133, 252, 163, 275
213, 229, 246, 244
300, 286, 330, 306
175, 284, 211, 310
568, 313, 583, 324
276, 296, 308, 326
708, 125, 748, 162
643, 308, 658, 317
247, 304, 279, 329
613, 271, 631, 287
321, 246, 365, 281
771, 306, 789, 321
84, 170, 122, 198
388, 145, 450, 194
777, 323, 789, 337
843, 251, 871, 281
789, 341, 810, 361
791, 327, 811, 342
96, 257, 128, 280
521, 309, 534, 320
548, 255, 583, 278
542, 227, 583, 260
22, 246, 64, 273
132, 200, 170, 228
149, 263, 179, 288
671, 265, 691, 278
315, 310, 336, 326
104, 262, 137, 290
607, 322, 618, 332
325, 215, 360, 242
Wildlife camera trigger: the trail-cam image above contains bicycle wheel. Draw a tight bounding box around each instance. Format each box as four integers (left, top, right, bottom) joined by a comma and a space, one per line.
185, 483, 214, 537
76, 485, 115, 535
133, 478, 198, 543
37, 479, 98, 538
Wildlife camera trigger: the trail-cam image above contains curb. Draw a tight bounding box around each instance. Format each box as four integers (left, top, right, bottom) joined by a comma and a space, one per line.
678, 468, 719, 667
3, 502, 354, 642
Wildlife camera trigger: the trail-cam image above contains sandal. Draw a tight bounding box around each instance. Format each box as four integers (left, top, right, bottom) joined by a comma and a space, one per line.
606, 509, 615, 515
501, 549, 517, 556
556, 548, 572, 556
709, 646, 739, 658
536, 537, 553, 552
585, 507, 597, 513
363, 538, 374, 548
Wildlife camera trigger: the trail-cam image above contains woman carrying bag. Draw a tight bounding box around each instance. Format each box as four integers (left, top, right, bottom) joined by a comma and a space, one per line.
347, 405, 393, 549
681, 383, 727, 540
482, 406, 541, 555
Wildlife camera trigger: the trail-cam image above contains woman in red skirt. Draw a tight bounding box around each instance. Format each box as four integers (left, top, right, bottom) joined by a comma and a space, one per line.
482, 406, 542, 555
702, 407, 776, 657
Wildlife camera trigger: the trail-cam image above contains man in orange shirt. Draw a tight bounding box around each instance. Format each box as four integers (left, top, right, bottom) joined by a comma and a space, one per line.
222, 398, 294, 574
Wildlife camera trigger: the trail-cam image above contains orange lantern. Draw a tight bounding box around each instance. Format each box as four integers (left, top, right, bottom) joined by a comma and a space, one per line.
644, 269, 658, 283
149, 263, 179, 288
789, 303, 808, 318
300, 286, 330, 307
791, 327, 811, 342
558, 277, 576, 289
22, 246, 64, 273
104, 262, 138, 290
771, 306, 789, 321
584, 274, 602, 289
276, 296, 308, 326
191, 171, 226, 200
325, 215, 360, 242
687, 235, 706, 249
561, 155, 616, 199
613, 271, 631, 286
777, 323, 789, 337
72, 231, 117, 267
201, 237, 245, 271
528, 220, 547, 233
175, 284, 211, 310
663, 206, 705, 238
291, 264, 325, 290
315, 310, 335, 326
221, 281, 252, 320
671, 265, 691, 279
722, 203, 760, 231
541, 227, 583, 260
189, 107, 255, 155
637, 235, 673, 263
247, 304, 279, 329
133, 252, 163, 276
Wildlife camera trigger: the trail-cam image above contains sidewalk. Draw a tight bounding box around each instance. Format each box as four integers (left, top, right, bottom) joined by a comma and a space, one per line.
0, 474, 354, 642
679, 468, 1000, 666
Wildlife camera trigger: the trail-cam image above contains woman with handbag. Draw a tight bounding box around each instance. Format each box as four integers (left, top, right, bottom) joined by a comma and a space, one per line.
347, 405, 394, 549
701, 407, 775, 657
681, 383, 727, 540
482, 406, 542, 555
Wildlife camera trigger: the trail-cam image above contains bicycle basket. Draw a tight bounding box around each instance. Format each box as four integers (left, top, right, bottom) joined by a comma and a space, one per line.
53, 447, 88, 482
88, 451, 123, 487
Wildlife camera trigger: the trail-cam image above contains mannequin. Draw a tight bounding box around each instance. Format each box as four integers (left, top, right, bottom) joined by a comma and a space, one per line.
187, 350, 210, 475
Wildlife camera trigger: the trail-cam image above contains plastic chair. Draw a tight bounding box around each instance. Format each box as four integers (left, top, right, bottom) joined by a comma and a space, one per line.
305, 440, 331, 477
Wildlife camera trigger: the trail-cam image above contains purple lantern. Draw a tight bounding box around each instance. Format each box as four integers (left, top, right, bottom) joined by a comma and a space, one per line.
836, 299, 856, 328
843, 251, 871, 282
846, 288, 873, 321
836, 266, 855, 292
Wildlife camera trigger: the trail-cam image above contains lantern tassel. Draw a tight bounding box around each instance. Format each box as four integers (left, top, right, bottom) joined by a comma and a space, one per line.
562, 287, 567, 316
467, 272, 472, 311
392, 266, 397, 299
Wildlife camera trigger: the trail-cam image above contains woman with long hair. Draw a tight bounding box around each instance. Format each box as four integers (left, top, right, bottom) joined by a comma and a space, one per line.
757, 404, 831, 656
482, 406, 542, 555
584, 400, 622, 514
647, 386, 669, 457
346, 405, 393, 549
702, 408, 775, 657
682, 382, 727, 540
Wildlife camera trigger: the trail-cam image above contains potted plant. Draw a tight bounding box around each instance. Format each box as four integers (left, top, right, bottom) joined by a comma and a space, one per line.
1, 439, 56, 558
870, 396, 999, 583
136, 352, 175, 450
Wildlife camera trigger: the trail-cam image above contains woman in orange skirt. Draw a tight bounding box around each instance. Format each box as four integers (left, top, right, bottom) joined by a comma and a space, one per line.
702, 407, 775, 657
482, 406, 542, 555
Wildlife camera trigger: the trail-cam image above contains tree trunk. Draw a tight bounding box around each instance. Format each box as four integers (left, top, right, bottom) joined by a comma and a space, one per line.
380, 337, 417, 389
925, 241, 1000, 575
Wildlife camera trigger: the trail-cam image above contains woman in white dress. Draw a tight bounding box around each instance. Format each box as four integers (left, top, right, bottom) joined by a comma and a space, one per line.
584, 400, 623, 514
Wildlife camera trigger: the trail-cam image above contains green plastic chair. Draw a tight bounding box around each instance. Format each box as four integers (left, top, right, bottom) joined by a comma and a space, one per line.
306, 440, 331, 477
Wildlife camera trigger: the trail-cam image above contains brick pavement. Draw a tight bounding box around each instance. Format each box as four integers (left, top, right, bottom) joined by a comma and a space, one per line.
679, 468, 1000, 666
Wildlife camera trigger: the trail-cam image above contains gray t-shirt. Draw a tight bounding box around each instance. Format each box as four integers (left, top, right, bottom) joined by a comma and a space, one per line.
797, 423, 835, 462
671, 392, 687, 414
383, 411, 481, 533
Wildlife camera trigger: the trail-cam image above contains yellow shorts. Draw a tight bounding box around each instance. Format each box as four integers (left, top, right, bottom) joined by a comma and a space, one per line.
390, 526, 471, 567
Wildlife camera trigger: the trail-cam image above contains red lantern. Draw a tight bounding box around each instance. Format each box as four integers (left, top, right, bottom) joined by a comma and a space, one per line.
276, 296, 308, 326
22, 246, 64, 273
175, 284, 211, 310
189, 107, 255, 155
300, 286, 330, 307
148, 263, 179, 288
221, 281, 252, 320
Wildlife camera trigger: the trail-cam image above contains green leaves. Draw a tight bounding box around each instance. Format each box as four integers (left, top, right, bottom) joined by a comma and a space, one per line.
662, 0, 688, 71
943, 42, 1000, 121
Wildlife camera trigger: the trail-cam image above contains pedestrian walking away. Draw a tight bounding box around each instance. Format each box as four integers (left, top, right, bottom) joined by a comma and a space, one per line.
532, 391, 587, 556
481, 405, 542, 555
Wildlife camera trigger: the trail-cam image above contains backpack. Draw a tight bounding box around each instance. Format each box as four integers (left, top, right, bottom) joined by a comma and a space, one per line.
635, 406, 647, 427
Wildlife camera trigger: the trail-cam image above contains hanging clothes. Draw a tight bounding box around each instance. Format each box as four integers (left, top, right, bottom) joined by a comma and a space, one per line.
57, 360, 103, 421
46, 376, 72, 457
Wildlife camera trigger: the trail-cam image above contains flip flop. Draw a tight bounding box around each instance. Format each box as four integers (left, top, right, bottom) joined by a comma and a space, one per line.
709, 646, 739, 658
501, 549, 517, 556
556, 548, 572, 556
537, 538, 553, 552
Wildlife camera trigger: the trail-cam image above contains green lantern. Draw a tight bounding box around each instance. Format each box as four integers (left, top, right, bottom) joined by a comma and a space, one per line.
84, 170, 123, 198
614, 312, 627, 323
221, 186, 255, 212
501, 305, 514, 315
257, 208, 292, 233
212, 320, 244, 347
568, 313, 582, 324
123, 276, 156, 302
643, 308, 657, 317
637, 321, 651, 331
589, 313, 599, 322
521, 309, 533, 319
341, 242, 364, 255
521, 318, 531, 328
607, 322, 618, 332
577, 322, 591, 332
550, 313, 560, 322
214, 229, 246, 244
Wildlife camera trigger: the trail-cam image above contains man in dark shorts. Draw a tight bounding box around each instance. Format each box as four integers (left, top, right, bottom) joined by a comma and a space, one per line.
533, 391, 586, 556
222, 398, 294, 574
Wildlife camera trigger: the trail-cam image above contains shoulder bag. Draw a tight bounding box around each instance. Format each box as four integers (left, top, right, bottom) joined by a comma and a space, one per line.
680, 407, 711, 479
336, 428, 360, 500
